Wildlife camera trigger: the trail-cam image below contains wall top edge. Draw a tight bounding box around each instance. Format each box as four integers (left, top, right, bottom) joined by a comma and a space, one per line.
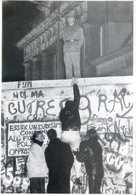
2, 76, 134, 91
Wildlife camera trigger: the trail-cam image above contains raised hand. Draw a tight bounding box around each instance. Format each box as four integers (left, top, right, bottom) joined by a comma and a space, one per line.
71, 77, 78, 86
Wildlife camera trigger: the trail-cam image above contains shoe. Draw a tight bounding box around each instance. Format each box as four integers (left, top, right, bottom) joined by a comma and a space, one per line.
74, 178, 82, 186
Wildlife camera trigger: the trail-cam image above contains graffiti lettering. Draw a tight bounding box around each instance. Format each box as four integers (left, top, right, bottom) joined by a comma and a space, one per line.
46, 100, 55, 116
109, 88, 131, 112
18, 81, 32, 88
8, 122, 61, 157
9, 124, 28, 131
98, 94, 109, 112
9, 148, 30, 156
116, 104, 133, 119
8, 101, 26, 115
31, 90, 44, 98
8, 100, 57, 120
13, 91, 26, 99
17, 141, 31, 148
79, 95, 91, 124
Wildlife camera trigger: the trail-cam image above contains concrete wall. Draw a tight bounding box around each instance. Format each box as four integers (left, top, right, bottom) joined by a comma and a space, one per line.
1, 77, 133, 193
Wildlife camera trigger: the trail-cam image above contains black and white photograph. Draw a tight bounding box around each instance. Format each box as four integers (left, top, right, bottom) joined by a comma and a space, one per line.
1, 1, 135, 194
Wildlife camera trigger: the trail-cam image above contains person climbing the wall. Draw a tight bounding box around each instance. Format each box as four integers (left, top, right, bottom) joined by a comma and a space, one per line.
59, 77, 82, 186
26, 131, 47, 193
74, 127, 104, 193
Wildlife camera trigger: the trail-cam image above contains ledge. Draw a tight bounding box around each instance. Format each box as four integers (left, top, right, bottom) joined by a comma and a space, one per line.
92, 44, 133, 76
2, 76, 134, 91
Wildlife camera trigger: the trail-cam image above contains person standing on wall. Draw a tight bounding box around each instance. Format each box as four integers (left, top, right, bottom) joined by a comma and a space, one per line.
63, 11, 84, 79
59, 78, 82, 186
74, 127, 104, 193
27, 131, 47, 193
45, 128, 74, 193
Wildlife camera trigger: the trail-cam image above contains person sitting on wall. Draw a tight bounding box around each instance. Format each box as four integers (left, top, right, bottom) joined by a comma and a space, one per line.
26, 131, 47, 193
45, 128, 74, 193
59, 78, 82, 186
74, 127, 104, 193
63, 11, 84, 79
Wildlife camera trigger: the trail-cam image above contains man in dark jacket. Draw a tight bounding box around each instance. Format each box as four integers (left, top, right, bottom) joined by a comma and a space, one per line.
45, 129, 74, 193
74, 128, 104, 193
59, 78, 82, 185
60, 78, 81, 131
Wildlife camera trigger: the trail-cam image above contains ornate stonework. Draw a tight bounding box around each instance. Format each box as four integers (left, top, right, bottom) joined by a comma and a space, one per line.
17, 2, 87, 62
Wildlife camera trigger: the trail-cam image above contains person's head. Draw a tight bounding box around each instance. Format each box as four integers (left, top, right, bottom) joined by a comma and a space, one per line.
87, 127, 98, 141
65, 100, 73, 110
47, 129, 57, 140
31, 131, 44, 143
66, 12, 75, 26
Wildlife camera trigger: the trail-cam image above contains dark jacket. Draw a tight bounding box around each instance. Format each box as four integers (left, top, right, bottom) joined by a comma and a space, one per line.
45, 138, 74, 193
78, 137, 104, 193
59, 84, 81, 131
79, 137, 104, 177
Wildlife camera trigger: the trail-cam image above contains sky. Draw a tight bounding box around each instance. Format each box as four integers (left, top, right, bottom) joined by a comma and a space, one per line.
2, 1, 40, 82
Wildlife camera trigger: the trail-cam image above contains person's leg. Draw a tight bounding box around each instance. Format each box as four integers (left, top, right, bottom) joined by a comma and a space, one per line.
64, 52, 73, 79
68, 131, 82, 185
30, 178, 45, 193
29, 178, 35, 193
93, 174, 103, 193
61, 130, 82, 185
39, 178, 45, 193
71, 52, 81, 78
88, 174, 94, 193
29, 178, 39, 193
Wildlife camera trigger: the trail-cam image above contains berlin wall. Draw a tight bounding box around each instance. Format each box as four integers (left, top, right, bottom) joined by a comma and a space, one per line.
1, 77, 133, 193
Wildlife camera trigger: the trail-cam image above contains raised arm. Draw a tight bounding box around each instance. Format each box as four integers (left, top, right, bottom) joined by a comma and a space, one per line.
72, 78, 80, 106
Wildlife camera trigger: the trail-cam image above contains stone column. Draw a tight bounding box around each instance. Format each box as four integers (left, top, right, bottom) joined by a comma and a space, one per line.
23, 62, 32, 80
56, 40, 65, 79
32, 57, 39, 80
82, 23, 91, 77
41, 51, 47, 79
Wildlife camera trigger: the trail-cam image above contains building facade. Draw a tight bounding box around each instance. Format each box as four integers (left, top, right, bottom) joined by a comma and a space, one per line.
16, 1, 133, 80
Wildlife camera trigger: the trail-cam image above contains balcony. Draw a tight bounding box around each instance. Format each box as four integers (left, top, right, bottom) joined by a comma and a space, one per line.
91, 44, 133, 76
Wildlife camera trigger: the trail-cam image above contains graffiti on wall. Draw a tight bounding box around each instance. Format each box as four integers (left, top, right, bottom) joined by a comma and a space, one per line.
8, 121, 61, 156
1, 79, 133, 193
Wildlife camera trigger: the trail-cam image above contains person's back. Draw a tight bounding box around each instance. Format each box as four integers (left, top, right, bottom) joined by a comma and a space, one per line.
27, 131, 46, 193
27, 143, 47, 178
80, 139, 103, 175
45, 129, 74, 193
76, 128, 104, 193
59, 83, 81, 131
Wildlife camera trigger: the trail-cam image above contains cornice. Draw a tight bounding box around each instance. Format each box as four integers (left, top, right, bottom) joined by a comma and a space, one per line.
16, 1, 85, 49
92, 44, 133, 76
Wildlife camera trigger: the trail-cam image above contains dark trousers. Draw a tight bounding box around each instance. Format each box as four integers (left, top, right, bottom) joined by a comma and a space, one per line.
88, 172, 103, 194
29, 178, 45, 193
